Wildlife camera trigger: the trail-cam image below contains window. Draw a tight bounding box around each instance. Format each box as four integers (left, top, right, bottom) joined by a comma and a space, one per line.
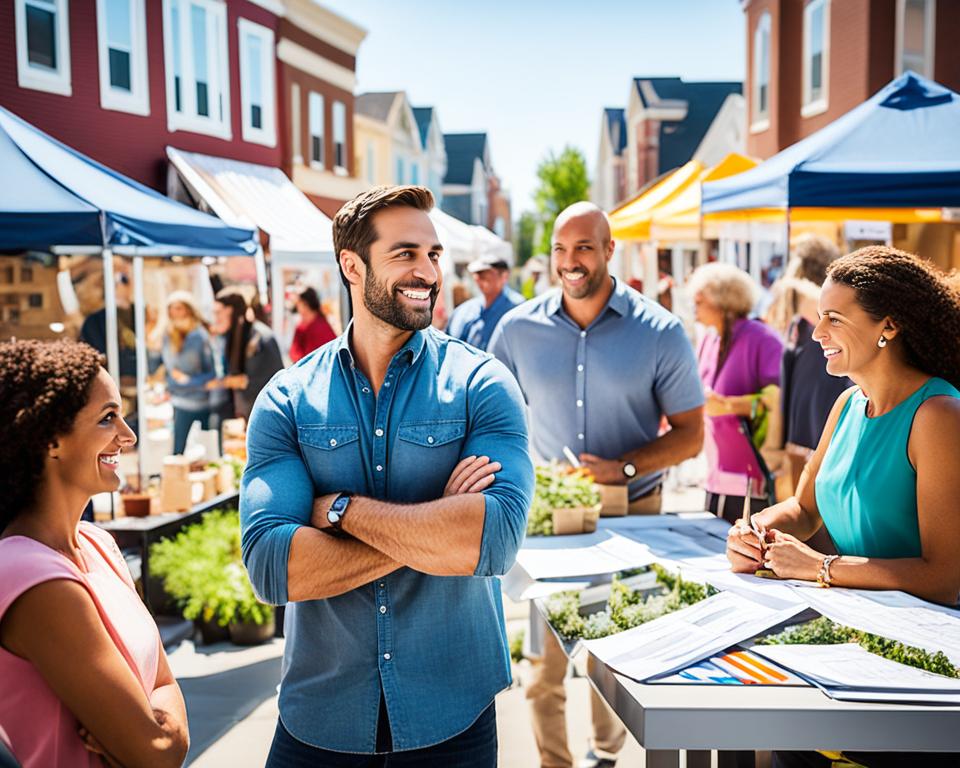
366, 141, 376, 184
20, 267, 33, 283
28, 294, 44, 309
162, 0, 230, 139
896, 0, 935, 78
396, 156, 405, 185
802, 0, 829, 116
14, 0, 72, 96
332, 100, 347, 173
309, 92, 324, 168
410, 162, 419, 185
0, 267, 13, 284
752, 12, 771, 130
96, 0, 149, 115
238, 19, 276, 147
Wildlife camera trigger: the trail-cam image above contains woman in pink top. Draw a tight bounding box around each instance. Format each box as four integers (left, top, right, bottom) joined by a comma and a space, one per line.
688, 263, 783, 524
0, 340, 189, 768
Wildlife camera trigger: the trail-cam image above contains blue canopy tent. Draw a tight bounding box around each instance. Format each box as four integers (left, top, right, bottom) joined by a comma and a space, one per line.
0, 105, 258, 484
702, 72, 960, 216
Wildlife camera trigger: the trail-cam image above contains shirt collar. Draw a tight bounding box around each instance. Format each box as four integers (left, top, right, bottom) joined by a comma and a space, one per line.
336, 321, 427, 370
545, 276, 629, 320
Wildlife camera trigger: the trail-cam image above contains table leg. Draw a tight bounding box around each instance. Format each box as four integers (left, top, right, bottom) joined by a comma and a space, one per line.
686, 750, 712, 768
644, 750, 680, 768
717, 751, 756, 768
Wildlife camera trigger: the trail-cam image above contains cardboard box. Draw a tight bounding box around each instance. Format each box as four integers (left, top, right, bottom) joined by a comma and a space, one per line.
188, 469, 218, 503
552, 504, 601, 535
598, 484, 628, 517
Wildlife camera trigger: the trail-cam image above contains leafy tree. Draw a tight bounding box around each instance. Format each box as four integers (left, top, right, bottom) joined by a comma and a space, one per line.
533, 146, 590, 254
514, 211, 538, 267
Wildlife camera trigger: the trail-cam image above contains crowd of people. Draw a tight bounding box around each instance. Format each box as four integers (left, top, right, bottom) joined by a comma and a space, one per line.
1, 183, 959, 768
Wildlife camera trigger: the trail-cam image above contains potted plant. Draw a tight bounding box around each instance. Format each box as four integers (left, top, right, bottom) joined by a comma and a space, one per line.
149, 509, 274, 645
526, 463, 602, 536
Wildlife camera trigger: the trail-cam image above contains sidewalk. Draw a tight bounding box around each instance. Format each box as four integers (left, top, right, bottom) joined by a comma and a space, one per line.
170, 482, 705, 766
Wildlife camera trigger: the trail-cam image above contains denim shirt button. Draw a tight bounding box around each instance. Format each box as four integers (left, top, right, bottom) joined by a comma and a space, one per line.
375, 428, 384, 437
329, 439, 337, 447
383, 653, 391, 660
380, 605, 387, 614
376, 465, 383, 472
426, 436, 435, 444
384, 381, 392, 388
362, 387, 370, 394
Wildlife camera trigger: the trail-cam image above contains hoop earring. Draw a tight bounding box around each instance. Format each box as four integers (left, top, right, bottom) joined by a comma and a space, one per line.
877, 336, 888, 348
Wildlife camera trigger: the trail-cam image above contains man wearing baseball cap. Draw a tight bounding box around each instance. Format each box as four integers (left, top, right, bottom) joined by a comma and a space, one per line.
447, 253, 524, 351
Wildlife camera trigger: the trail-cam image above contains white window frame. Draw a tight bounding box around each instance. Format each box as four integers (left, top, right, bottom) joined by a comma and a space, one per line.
14, 0, 72, 96
96, 0, 149, 115
308, 91, 325, 170
366, 140, 376, 184
162, 0, 231, 140
895, 0, 936, 79
332, 99, 347, 175
290, 82, 302, 164
238, 18, 276, 147
750, 12, 771, 133
801, 0, 830, 118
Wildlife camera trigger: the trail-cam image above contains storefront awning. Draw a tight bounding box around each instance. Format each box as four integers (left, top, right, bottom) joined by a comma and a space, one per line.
609, 161, 703, 241
167, 147, 334, 256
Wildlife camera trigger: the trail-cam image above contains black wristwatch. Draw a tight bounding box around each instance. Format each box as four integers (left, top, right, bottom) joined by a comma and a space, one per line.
326, 493, 351, 530
622, 462, 638, 479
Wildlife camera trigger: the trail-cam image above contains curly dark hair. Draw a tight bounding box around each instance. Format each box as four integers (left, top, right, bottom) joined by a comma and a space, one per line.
0, 339, 104, 531
828, 246, 960, 389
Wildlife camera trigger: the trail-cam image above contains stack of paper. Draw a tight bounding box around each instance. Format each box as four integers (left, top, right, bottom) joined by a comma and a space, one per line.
583, 589, 807, 682
513, 530, 657, 581
752, 643, 960, 705
788, 586, 960, 666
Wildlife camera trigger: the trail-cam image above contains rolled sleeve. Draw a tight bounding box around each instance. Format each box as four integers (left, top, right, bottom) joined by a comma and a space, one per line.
464, 358, 533, 576
239, 378, 315, 605
655, 321, 705, 416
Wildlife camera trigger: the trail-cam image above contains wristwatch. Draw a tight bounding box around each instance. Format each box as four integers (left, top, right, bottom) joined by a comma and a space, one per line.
622, 462, 638, 479
326, 493, 351, 531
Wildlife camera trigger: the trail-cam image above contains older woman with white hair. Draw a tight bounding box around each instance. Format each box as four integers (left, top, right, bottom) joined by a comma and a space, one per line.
689, 262, 783, 523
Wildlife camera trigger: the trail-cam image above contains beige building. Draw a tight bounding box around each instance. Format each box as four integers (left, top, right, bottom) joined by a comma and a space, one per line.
354, 91, 425, 191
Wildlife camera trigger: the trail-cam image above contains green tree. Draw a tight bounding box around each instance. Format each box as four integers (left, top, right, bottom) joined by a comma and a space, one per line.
533, 146, 590, 254
514, 211, 538, 267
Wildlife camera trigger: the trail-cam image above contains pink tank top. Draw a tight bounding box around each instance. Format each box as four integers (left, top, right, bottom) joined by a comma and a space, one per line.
0, 523, 160, 768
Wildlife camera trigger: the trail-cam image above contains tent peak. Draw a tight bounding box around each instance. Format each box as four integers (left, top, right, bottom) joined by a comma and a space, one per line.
880, 71, 953, 111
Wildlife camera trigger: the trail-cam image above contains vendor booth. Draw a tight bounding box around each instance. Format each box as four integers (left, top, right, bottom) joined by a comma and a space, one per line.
0, 105, 258, 501
702, 72, 960, 272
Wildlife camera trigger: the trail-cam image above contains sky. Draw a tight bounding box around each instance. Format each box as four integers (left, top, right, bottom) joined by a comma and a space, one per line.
320, 0, 746, 217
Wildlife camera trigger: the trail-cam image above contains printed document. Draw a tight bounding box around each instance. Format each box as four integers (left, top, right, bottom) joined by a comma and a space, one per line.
514, 530, 657, 580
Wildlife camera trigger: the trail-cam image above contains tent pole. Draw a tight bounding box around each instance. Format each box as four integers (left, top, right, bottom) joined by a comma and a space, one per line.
254, 244, 269, 311
102, 247, 120, 383
133, 255, 150, 493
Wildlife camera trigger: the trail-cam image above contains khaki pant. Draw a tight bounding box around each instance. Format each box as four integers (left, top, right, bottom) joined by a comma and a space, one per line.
526, 630, 626, 768
525, 491, 660, 767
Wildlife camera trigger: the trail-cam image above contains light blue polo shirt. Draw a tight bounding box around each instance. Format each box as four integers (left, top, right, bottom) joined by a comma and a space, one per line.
489, 278, 703, 499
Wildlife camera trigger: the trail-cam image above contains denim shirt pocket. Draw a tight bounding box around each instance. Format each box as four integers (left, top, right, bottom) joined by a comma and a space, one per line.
393, 420, 467, 500
297, 424, 362, 493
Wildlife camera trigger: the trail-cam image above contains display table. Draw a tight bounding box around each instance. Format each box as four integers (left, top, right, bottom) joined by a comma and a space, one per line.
98, 491, 239, 614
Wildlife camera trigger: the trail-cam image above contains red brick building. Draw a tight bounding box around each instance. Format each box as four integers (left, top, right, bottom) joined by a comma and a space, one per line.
744, 0, 960, 159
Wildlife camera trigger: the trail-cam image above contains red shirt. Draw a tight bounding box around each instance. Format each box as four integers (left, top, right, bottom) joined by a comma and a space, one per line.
290, 314, 336, 362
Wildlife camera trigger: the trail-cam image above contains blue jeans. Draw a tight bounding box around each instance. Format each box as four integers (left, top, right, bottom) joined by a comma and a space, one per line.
265, 704, 497, 768
172, 407, 209, 455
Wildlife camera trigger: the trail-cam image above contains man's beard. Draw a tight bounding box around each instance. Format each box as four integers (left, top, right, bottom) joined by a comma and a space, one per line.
363, 264, 437, 331
559, 265, 607, 300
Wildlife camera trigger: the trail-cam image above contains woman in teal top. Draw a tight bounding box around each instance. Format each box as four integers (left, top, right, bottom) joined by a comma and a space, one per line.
727, 246, 960, 607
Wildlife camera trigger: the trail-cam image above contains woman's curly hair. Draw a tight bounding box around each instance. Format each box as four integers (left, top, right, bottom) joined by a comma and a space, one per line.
828, 246, 960, 389
0, 339, 103, 531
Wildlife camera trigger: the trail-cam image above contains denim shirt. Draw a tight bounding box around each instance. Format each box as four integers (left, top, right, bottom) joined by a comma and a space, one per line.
240, 325, 533, 753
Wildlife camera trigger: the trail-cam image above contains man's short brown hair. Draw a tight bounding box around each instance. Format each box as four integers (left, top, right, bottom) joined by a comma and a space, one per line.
332, 185, 435, 285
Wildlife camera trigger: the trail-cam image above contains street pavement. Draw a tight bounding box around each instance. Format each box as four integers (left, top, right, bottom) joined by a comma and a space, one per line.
170, 480, 706, 767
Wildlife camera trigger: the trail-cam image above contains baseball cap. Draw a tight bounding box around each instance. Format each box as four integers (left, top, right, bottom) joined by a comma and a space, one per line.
467, 253, 510, 273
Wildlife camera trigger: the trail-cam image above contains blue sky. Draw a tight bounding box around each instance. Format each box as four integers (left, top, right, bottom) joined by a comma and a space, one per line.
321, 0, 746, 217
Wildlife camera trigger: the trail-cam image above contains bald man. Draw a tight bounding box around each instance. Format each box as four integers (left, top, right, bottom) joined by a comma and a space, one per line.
489, 202, 704, 768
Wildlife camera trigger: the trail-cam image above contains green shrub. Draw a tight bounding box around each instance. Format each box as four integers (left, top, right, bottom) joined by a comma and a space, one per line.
149, 509, 272, 627
527, 463, 601, 536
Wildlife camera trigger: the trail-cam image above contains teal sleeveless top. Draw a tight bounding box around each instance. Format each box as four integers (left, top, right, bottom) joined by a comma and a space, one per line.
815, 377, 960, 559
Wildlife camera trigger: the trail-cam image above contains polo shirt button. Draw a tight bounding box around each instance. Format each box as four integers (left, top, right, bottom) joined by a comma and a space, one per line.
376, 465, 383, 472
578, 433, 584, 440
329, 439, 337, 447
383, 653, 391, 660
576, 400, 583, 408
427, 436, 435, 444
375, 428, 384, 437
580, 331, 586, 338
577, 364, 584, 372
